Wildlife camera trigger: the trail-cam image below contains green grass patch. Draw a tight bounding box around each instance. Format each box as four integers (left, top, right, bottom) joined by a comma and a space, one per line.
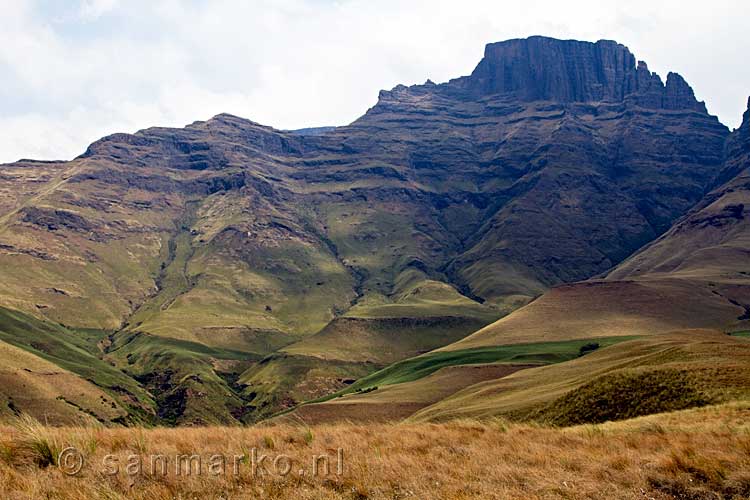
310, 336, 639, 403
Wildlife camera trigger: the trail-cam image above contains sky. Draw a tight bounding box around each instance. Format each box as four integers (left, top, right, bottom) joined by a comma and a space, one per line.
1, 0, 749, 164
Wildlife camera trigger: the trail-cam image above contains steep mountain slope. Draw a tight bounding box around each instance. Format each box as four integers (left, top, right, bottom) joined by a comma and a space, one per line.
0, 36, 734, 424
447, 97, 750, 353
0, 37, 728, 329
608, 98, 750, 287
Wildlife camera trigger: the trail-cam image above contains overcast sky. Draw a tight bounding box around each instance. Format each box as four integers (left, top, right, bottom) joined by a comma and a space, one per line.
1, 0, 748, 163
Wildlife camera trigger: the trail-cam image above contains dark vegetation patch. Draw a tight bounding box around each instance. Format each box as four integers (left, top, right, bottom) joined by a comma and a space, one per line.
539, 369, 712, 425
20, 207, 93, 233
6, 397, 20, 416
578, 342, 600, 356
108, 331, 262, 425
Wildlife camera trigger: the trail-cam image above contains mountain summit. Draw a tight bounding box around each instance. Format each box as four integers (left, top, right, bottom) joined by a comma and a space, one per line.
446, 36, 704, 110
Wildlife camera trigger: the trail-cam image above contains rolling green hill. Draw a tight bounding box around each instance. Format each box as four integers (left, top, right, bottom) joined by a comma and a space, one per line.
0, 307, 152, 418
313, 336, 637, 399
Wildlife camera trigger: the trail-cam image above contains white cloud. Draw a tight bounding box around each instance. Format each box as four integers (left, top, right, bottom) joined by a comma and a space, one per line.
77, 0, 119, 21
0, 0, 748, 163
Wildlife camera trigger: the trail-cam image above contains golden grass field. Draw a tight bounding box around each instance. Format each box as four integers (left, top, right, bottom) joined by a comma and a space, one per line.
1, 402, 750, 499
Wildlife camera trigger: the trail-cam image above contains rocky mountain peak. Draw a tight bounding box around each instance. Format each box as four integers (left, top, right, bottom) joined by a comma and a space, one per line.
729, 96, 750, 144
459, 36, 636, 102
738, 96, 750, 145
402, 36, 707, 112
663, 72, 704, 111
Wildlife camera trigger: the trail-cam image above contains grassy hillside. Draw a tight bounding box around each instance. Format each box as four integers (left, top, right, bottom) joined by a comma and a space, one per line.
125, 191, 358, 349
0, 157, 183, 330
0, 307, 153, 422
282, 269, 500, 363
240, 271, 501, 420
411, 330, 750, 422
284, 336, 635, 423
0, 305, 273, 425
318, 336, 636, 396
0, 339, 128, 425
443, 279, 745, 352
286, 330, 750, 426
285, 363, 536, 424
236, 354, 375, 422
282, 315, 491, 364
103, 330, 264, 425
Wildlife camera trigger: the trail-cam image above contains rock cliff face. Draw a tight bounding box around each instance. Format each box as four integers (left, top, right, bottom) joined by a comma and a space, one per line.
0, 37, 733, 423
452, 36, 706, 111
336, 36, 726, 303
608, 96, 750, 290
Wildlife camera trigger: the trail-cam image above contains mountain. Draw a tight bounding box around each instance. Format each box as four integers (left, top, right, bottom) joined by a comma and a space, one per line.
0, 36, 737, 424
290, 97, 750, 424
449, 96, 750, 353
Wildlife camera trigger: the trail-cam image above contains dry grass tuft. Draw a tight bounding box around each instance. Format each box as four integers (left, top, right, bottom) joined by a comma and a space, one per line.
10, 413, 62, 468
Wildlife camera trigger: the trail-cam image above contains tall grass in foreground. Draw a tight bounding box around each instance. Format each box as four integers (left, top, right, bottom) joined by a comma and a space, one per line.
8, 414, 62, 468
1, 403, 749, 499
